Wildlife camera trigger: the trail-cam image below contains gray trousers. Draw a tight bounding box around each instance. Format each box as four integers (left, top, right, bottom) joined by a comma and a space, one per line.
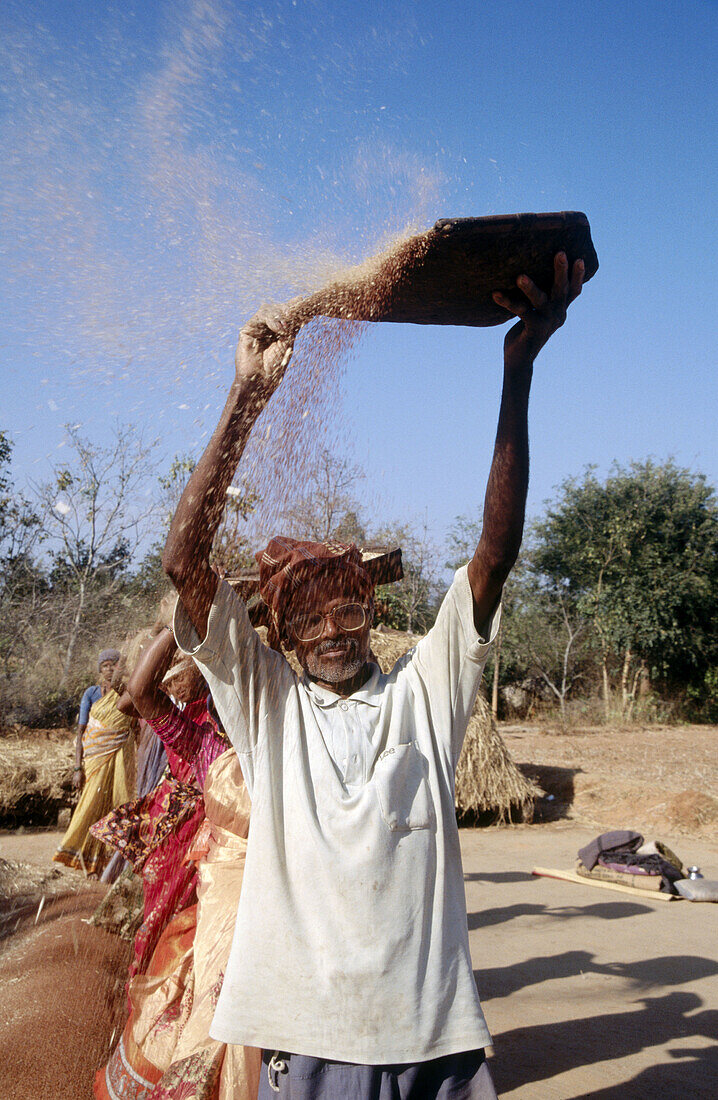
259, 1048, 498, 1100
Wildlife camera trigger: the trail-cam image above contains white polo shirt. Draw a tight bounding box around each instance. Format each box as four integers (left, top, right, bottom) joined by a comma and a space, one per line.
174, 564, 499, 1064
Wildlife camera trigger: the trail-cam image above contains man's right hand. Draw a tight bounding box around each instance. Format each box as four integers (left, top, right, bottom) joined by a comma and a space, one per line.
163, 300, 305, 641
235, 303, 299, 398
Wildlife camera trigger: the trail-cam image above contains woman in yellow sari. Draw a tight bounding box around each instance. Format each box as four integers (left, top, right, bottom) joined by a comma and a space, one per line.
54, 648, 137, 876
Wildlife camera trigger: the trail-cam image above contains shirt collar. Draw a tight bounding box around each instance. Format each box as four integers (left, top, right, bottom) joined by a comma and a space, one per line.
302, 662, 383, 708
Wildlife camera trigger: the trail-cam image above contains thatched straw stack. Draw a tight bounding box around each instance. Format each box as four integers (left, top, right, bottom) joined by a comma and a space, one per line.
0, 736, 75, 828
455, 692, 536, 824
370, 628, 536, 824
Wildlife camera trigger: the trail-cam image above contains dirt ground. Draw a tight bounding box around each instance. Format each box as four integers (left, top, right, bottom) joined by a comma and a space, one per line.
462, 824, 718, 1098
1, 720, 717, 1098
1, 822, 716, 1099
502, 720, 718, 842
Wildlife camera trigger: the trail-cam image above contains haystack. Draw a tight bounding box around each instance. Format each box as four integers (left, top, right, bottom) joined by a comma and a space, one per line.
0, 734, 75, 828
454, 693, 536, 823
255, 624, 536, 824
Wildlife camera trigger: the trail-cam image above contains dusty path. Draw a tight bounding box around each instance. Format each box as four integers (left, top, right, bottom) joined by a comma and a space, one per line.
1, 826, 717, 1098
463, 823, 718, 1098
1, 826, 64, 865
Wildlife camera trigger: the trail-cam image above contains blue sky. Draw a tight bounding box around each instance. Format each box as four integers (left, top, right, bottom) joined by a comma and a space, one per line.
2, 0, 716, 553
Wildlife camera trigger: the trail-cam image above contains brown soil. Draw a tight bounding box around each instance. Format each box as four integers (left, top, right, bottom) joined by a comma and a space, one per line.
503, 720, 718, 842
0, 886, 132, 1100
1, 720, 717, 1098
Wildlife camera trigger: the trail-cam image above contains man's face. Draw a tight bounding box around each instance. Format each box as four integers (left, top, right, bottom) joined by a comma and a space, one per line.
285, 577, 373, 686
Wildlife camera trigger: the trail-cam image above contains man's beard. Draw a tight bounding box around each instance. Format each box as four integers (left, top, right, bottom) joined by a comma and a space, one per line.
302, 637, 366, 684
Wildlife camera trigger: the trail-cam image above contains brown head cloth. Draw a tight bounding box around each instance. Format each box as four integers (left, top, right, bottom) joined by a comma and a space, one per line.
256, 537, 374, 629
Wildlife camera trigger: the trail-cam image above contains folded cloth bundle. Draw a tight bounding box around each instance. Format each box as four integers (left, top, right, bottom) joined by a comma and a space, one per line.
578, 830, 644, 871
578, 831, 686, 893
598, 850, 683, 888
575, 860, 663, 891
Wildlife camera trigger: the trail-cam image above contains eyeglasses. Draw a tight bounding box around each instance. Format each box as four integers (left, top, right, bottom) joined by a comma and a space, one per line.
287, 602, 369, 642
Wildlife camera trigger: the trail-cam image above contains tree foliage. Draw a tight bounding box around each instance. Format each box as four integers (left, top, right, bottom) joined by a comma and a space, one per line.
449, 461, 718, 719
374, 520, 441, 634
0, 432, 45, 691
503, 553, 589, 718
282, 448, 365, 543
532, 460, 718, 709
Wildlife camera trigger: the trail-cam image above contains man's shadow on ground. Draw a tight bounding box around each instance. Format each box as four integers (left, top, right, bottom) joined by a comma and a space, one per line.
475, 948, 718, 1098
476, 949, 718, 1002
467, 898, 653, 930
560, 1045, 718, 1100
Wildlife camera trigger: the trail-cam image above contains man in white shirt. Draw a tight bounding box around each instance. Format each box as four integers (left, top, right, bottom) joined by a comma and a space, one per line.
164, 253, 584, 1098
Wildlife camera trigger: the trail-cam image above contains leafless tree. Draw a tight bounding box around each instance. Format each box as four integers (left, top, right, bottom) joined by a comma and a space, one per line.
282, 448, 365, 542
512, 579, 588, 723
374, 518, 441, 634
34, 424, 158, 686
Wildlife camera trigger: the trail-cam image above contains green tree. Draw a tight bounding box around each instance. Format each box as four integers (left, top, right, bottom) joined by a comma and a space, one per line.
138, 454, 259, 594
532, 460, 718, 715
0, 431, 41, 572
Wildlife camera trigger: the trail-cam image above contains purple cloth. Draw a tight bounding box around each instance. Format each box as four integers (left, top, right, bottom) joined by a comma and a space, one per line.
258, 1050, 497, 1100
578, 830, 643, 872
149, 701, 227, 788
135, 721, 168, 796
598, 858, 655, 876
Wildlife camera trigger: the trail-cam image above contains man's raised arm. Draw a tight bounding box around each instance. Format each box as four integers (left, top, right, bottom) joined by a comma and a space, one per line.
162, 305, 297, 637
467, 252, 584, 631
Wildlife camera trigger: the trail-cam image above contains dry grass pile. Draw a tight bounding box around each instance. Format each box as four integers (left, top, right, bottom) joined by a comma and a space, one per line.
0, 730, 75, 827
666, 790, 718, 833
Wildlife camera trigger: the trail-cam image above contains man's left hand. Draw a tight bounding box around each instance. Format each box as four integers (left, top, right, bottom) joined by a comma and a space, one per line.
492, 252, 584, 367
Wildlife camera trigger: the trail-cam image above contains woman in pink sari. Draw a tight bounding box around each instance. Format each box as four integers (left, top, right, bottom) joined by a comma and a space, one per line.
92, 642, 209, 980
95, 628, 260, 1100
